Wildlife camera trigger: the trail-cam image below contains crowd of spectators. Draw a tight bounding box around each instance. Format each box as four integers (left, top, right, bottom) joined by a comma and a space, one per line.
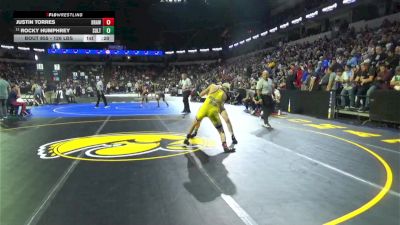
0, 19, 399, 119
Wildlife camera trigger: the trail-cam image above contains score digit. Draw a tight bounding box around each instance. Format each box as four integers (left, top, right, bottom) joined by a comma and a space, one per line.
102, 18, 114, 26
103, 26, 114, 34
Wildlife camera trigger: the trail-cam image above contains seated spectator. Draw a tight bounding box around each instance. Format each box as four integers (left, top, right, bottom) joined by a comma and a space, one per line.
230, 90, 241, 105
251, 94, 263, 116
300, 66, 309, 91
86, 86, 94, 97
190, 86, 202, 102
303, 66, 314, 91
347, 50, 359, 68
81, 85, 86, 96
332, 68, 343, 93
65, 86, 76, 103
7, 84, 29, 116
106, 81, 112, 94
372, 46, 387, 67
308, 65, 321, 91
339, 65, 355, 109
390, 66, 400, 91
32, 82, 44, 105
127, 81, 133, 93
319, 68, 330, 90
362, 62, 393, 110
385, 50, 398, 70
325, 67, 337, 91
329, 57, 342, 72
357, 60, 376, 112
272, 88, 281, 115
285, 69, 296, 90
242, 89, 255, 112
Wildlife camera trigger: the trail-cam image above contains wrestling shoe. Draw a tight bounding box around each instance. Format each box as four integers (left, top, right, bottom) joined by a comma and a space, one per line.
232, 135, 238, 144
184, 138, 190, 146
222, 142, 232, 153
104, 105, 110, 108
262, 122, 272, 128
190, 130, 198, 138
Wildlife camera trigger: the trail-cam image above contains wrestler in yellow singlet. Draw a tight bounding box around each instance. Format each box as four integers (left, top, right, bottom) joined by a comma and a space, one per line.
196, 85, 225, 125
184, 83, 234, 153
190, 84, 238, 145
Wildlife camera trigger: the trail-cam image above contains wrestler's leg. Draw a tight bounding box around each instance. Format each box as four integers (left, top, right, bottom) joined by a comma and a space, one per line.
184, 118, 202, 145
220, 108, 237, 144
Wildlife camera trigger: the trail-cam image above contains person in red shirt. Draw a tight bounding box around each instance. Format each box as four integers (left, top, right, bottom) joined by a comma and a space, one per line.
296, 65, 303, 89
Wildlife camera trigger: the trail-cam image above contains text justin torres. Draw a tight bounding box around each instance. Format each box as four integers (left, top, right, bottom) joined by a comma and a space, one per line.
16, 20, 56, 25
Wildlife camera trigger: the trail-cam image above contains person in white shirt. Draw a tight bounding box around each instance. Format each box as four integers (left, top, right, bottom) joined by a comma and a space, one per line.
65, 86, 76, 103
95, 78, 109, 108
106, 81, 111, 94
256, 70, 275, 128
179, 73, 192, 114
127, 81, 133, 93
339, 65, 355, 109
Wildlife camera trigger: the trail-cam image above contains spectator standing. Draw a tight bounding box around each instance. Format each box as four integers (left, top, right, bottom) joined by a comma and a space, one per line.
75, 84, 82, 97
0, 74, 10, 120
44, 81, 56, 104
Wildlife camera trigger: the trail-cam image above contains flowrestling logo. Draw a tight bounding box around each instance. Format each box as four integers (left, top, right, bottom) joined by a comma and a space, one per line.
38, 132, 215, 162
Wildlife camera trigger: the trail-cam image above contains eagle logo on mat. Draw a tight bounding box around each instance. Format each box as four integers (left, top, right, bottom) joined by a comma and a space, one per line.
37, 132, 215, 162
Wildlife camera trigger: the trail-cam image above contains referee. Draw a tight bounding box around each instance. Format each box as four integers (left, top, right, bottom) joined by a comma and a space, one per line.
179, 73, 192, 114
95, 78, 109, 108
256, 70, 275, 128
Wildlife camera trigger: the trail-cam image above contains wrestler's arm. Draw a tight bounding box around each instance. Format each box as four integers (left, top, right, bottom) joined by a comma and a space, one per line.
199, 84, 214, 97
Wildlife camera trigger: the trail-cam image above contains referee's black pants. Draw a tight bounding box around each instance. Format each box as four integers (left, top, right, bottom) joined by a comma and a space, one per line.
96, 91, 108, 107
261, 94, 274, 124
182, 90, 191, 113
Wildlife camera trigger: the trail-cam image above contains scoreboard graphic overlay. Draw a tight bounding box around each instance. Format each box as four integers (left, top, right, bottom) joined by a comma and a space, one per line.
13, 11, 115, 43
